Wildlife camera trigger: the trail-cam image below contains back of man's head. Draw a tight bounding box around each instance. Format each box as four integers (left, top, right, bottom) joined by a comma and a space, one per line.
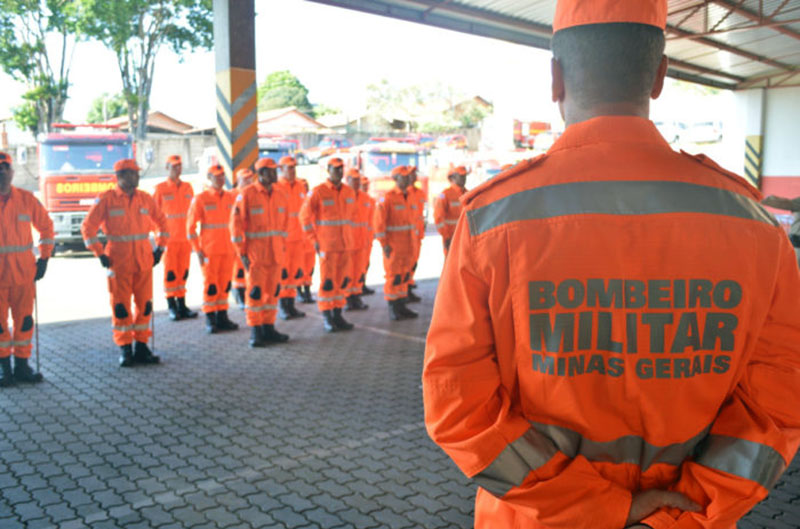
552, 22, 665, 109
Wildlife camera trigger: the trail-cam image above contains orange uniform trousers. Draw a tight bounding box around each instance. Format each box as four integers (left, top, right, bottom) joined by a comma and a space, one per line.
245, 263, 280, 326
302, 248, 315, 287
108, 265, 153, 346
0, 285, 35, 359
163, 241, 191, 298
383, 251, 412, 302
232, 257, 247, 289
202, 254, 235, 314
318, 251, 349, 311
350, 247, 370, 295
279, 240, 307, 299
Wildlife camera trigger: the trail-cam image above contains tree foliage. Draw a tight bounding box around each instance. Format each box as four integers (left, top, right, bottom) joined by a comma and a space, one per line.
258, 70, 313, 115
78, 0, 213, 139
86, 92, 127, 123
0, 0, 82, 134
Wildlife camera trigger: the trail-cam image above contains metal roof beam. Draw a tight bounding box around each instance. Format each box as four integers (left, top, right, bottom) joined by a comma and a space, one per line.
666, 24, 794, 70
667, 68, 737, 89
710, 0, 800, 42
668, 57, 745, 82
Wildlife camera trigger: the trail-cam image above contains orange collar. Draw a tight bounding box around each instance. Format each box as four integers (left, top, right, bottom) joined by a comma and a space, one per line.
548, 116, 670, 155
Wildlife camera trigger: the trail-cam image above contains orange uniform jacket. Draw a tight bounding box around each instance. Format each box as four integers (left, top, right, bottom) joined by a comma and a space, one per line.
373, 187, 417, 254
300, 180, 356, 253
230, 182, 288, 266
82, 188, 168, 266
187, 188, 236, 256
423, 116, 800, 529
0, 187, 55, 285
433, 183, 466, 242
407, 185, 427, 241
351, 189, 373, 250
362, 193, 376, 242
277, 178, 309, 243
153, 179, 193, 242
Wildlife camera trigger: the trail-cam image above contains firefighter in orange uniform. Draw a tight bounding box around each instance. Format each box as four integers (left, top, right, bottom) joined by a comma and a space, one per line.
0, 152, 53, 386
374, 166, 418, 321
276, 156, 307, 320
405, 165, 426, 302
432, 165, 467, 256
231, 167, 255, 309
297, 176, 316, 305
423, 1, 800, 528
299, 157, 356, 332
153, 155, 197, 321
359, 178, 376, 296
344, 168, 369, 311
187, 164, 239, 334
82, 159, 168, 367
231, 158, 290, 347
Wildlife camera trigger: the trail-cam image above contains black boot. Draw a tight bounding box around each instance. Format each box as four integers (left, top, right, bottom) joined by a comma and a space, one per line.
249, 326, 267, 348
361, 285, 375, 295
13, 357, 43, 383
397, 298, 419, 319
406, 285, 421, 303
134, 341, 160, 364
205, 312, 218, 334
332, 308, 354, 331
0, 357, 15, 387
119, 344, 134, 368
287, 298, 305, 318
234, 287, 246, 309
167, 297, 181, 321
322, 310, 337, 333
278, 298, 292, 320
345, 295, 368, 311
301, 285, 315, 304
216, 310, 239, 331
177, 297, 198, 319
261, 324, 289, 343
388, 300, 405, 321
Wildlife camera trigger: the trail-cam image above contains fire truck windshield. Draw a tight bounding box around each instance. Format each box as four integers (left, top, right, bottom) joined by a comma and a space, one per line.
362, 152, 418, 177
41, 142, 134, 174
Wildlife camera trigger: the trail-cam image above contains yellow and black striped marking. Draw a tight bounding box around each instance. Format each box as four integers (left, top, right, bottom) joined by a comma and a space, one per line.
215, 67, 259, 183
744, 135, 762, 188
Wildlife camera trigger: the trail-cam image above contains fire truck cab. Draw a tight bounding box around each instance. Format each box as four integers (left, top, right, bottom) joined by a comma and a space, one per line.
38, 124, 134, 248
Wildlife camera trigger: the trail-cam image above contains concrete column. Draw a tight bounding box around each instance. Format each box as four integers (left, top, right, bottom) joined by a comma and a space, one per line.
736, 88, 766, 188
213, 0, 258, 185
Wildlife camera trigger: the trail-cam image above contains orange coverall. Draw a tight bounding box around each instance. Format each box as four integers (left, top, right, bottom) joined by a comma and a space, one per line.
277, 178, 310, 299
230, 182, 288, 327
299, 178, 316, 288
300, 180, 356, 311
187, 188, 236, 314
423, 116, 800, 529
153, 179, 194, 297
407, 184, 426, 282
361, 192, 376, 285
349, 188, 373, 295
433, 183, 465, 255
82, 187, 168, 346
374, 186, 417, 301
0, 187, 54, 359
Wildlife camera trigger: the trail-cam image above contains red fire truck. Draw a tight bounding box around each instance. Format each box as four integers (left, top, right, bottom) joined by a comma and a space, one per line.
38, 124, 135, 248
513, 119, 551, 149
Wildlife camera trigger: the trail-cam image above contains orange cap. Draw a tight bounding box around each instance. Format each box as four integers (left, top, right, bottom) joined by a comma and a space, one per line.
278, 156, 297, 167
235, 168, 254, 180
327, 157, 344, 168
0, 151, 12, 165
255, 158, 277, 170
166, 154, 182, 165
345, 168, 361, 178
553, 0, 667, 32
391, 166, 409, 178
208, 164, 225, 177
114, 159, 140, 172
449, 165, 467, 177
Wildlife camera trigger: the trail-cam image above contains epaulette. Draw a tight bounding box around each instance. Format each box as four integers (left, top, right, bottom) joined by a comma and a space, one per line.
680, 150, 761, 201
462, 154, 547, 206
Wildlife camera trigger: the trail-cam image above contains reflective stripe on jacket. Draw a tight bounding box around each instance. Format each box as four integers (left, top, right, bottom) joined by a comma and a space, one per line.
276, 178, 308, 242
423, 116, 800, 529
407, 185, 427, 240
0, 186, 55, 286
187, 188, 236, 256
299, 180, 356, 253
373, 187, 417, 254
230, 181, 288, 266
433, 184, 465, 241
153, 179, 193, 242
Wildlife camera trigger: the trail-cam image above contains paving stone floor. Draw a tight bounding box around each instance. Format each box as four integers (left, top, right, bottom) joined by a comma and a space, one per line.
0, 278, 798, 528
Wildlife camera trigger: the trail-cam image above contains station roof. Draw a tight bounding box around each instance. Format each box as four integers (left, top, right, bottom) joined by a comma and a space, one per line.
307, 0, 800, 91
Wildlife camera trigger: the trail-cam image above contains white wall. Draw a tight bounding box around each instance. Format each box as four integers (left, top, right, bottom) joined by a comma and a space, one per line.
763, 86, 800, 176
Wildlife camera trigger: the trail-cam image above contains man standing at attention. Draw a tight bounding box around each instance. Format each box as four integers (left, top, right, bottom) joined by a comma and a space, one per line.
423, 1, 800, 528
82, 159, 168, 367
405, 165, 426, 303
432, 165, 467, 256
232, 167, 255, 309
153, 155, 198, 321
276, 156, 308, 320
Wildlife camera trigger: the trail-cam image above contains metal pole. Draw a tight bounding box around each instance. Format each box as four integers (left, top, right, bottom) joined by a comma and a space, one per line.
34, 280, 40, 373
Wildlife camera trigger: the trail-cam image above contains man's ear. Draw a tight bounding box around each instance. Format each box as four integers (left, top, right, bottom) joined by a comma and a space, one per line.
651, 55, 668, 100
551, 57, 565, 103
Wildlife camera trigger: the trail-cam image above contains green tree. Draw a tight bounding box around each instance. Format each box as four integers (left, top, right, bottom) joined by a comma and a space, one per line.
258, 70, 313, 115
86, 92, 127, 123
78, 0, 213, 139
0, 0, 82, 134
